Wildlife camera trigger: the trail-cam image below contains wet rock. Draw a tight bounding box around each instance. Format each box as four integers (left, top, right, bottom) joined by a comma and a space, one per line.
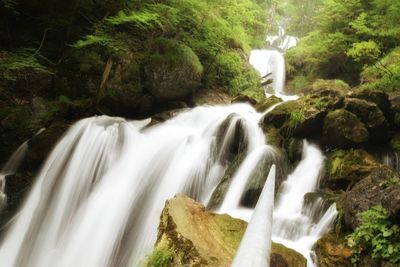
309, 79, 351, 97
323, 149, 380, 190
241, 150, 287, 207
303, 192, 336, 223
343, 166, 400, 229
314, 233, 351, 267
192, 87, 232, 106
207, 154, 246, 210
215, 113, 248, 163
283, 138, 303, 166
344, 98, 389, 143
322, 109, 369, 149
147, 194, 307, 267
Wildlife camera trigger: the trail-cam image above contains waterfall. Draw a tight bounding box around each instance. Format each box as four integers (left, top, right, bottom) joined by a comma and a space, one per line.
272, 141, 338, 266
232, 165, 276, 267
0, 104, 273, 267
0, 103, 337, 267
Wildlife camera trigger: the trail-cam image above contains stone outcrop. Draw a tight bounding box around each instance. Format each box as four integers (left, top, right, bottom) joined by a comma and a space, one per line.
147, 194, 307, 267
314, 233, 352, 267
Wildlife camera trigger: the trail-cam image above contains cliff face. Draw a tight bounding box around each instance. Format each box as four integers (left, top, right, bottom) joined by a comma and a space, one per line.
146, 194, 306, 267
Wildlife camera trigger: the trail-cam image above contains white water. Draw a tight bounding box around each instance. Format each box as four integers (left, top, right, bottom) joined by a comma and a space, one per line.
232, 165, 276, 267
272, 141, 338, 266
0, 141, 29, 210
0, 106, 338, 267
0, 104, 279, 267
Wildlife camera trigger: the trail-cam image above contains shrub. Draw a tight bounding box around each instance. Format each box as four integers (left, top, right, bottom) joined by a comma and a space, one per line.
347, 206, 400, 265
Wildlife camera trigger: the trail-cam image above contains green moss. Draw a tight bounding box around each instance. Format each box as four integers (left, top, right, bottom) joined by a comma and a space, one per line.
149, 38, 203, 75
146, 248, 174, 267
287, 110, 305, 133
329, 150, 347, 176
390, 135, 400, 152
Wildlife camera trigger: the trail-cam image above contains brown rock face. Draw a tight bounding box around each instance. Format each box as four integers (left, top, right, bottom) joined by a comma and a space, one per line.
314, 233, 352, 267
147, 194, 307, 267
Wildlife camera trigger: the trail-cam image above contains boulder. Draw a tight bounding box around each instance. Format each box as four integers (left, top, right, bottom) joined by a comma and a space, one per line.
343, 166, 400, 229
232, 94, 257, 106
351, 89, 391, 120
314, 233, 351, 267
147, 194, 307, 267
323, 149, 381, 190
192, 87, 232, 106
344, 98, 390, 143
322, 109, 369, 149
144, 39, 203, 102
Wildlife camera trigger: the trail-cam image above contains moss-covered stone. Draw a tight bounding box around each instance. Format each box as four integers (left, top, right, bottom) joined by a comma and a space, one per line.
314, 233, 351, 267
389, 134, 400, 152
323, 149, 381, 190
322, 109, 369, 149
309, 79, 351, 95
255, 95, 283, 112
147, 194, 307, 267
344, 98, 390, 143
351, 89, 392, 120
343, 166, 400, 229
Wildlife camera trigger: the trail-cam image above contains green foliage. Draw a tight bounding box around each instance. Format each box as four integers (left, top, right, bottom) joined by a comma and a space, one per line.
286, 0, 400, 89
287, 110, 305, 132
347, 206, 400, 265
360, 47, 400, 92
0, 49, 49, 80
147, 248, 174, 267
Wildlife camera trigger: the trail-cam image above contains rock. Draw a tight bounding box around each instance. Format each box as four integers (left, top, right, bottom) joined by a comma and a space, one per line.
232, 94, 257, 106
283, 138, 303, 166
255, 95, 283, 112
144, 39, 202, 102
389, 91, 400, 128
214, 113, 248, 163
344, 98, 390, 143
147, 194, 307, 267
352, 89, 391, 120
261, 94, 342, 139
207, 153, 246, 210
389, 134, 400, 152
314, 233, 351, 267
323, 149, 381, 190
192, 87, 232, 106
382, 185, 400, 221
303, 192, 336, 223
308, 79, 350, 97
241, 151, 287, 207
322, 109, 369, 149
343, 166, 400, 229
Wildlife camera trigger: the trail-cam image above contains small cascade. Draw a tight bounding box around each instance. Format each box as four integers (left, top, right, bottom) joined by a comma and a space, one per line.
272, 141, 338, 266
232, 165, 276, 267
375, 150, 400, 171
0, 141, 29, 210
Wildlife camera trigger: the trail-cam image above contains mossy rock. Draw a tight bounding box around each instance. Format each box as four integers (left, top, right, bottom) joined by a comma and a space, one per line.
351, 89, 392, 120
344, 98, 390, 143
282, 138, 303, 166
314, 233, 351, 267
147, 194, 307, 267
303, 191, 336, 223
309, 79, 350, 96
322, 109, 369, 149
255, 95, 283, 112
343, 166, 400, 229
231, 94, 257, 106
144, 39, 203, 102
389, 91, 400, 128
323, 149, 381, 190
260, 94, 341, 139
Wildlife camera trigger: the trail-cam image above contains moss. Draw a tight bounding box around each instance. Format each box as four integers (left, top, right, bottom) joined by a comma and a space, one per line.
146, 248, 174, 267
311, 79, 350, 93
255, 95, 282, 112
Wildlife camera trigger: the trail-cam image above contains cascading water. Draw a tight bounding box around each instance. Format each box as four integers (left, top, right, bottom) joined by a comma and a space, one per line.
272, 141, 338, 266
0, 104, 278, 267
